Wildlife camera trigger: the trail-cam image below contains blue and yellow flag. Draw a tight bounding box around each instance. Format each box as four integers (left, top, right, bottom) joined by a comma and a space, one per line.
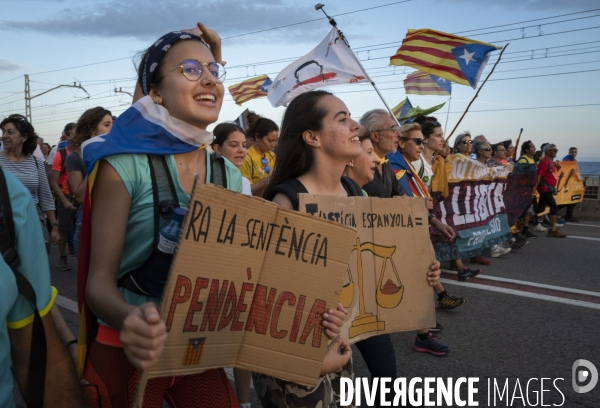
404, 71, 452, 96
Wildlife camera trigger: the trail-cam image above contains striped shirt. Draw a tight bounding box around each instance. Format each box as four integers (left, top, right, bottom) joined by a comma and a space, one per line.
0, 154, 55, 212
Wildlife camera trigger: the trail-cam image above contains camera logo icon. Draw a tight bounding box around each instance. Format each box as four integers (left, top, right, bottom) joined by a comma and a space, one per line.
572, 360, 598, 394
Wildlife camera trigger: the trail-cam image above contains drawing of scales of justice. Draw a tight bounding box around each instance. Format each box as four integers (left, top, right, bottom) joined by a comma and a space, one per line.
340, 237, 404, 338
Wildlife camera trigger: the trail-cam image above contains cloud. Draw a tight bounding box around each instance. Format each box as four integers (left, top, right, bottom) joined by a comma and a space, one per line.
0, 0, 330, 43
0, 59, 28, 72
439, 0, 599, 10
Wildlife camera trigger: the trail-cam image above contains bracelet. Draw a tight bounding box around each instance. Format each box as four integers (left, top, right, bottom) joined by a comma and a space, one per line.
66, 339, 78, 348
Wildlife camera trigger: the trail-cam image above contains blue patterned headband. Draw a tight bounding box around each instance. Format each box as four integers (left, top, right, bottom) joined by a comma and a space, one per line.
142, 31, 209, 95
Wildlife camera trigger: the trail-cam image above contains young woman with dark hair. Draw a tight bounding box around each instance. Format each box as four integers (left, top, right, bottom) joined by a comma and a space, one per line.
66, 107, 113, 255
260, 91, 442, 406
211, 122, 252, 195
240, 111, 278, 196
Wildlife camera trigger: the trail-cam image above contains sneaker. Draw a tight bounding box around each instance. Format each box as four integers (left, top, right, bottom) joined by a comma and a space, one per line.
470, 255, 491, 266
491, 245, 511, 257
56, 256, 71, 271
510, 238, 529, 252
566, 217, 579, 222
557, 218, 566, 225
547, 230, 566, 238
532, 224, 547, 232
414, 334, 451, 356
458, 267, 481, 281
524, 230, 538, 239
438, 293, 466, 310
429, 322, 444, 332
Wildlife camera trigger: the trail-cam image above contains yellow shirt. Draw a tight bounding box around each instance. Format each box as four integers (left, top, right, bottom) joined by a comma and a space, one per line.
240, 146, 276, 184
517, 155, 535, 164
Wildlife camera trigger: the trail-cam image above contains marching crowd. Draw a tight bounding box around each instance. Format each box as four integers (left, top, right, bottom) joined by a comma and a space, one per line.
0, 23, 580, 408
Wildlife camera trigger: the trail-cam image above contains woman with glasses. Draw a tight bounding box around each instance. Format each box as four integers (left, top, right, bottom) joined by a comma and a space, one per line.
81, 27, 245, 407
240, 111, 278, 196
453, 131, 473, 158
0, 115, 60, 248
488, 142, 508, 167
474, 140, 492, 165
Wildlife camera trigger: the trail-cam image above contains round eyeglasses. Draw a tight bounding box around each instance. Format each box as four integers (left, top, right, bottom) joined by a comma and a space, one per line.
157, 59, 226, 83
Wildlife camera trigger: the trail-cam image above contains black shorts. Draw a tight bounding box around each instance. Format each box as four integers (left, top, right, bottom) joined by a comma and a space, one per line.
536, 191, 558, 216
56, 198, 77, 233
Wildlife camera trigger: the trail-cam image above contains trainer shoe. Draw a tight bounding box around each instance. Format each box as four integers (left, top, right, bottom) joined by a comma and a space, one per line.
414, 334, 451, 356
532, 224, 547, 232
524, 230, 538, 238
458, 267, 481, 281
429, 322, 444, 332
510, 237, 529, 252
470, 256, 491, 266
56, 256, 71, 271
438, 293, 466, 310
547, 230, 566, 238
557, 218, 566, 225
491, 246, 511, 258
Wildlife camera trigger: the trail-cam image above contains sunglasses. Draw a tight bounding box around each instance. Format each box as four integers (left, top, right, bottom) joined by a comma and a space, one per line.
157, 59, 226, 83
480, 148, 492, 152
261, 156, 271, 174
402, 137, 424, 145
461, 140, 473, 144
548, 149, 558, 152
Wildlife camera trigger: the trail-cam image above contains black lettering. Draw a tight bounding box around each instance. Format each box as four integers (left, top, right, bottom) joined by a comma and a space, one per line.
305, 203, 318, 216
315, 237, 328, 267
216, 209, 228, 243
275, 224, 291, 256
311, 233, 321, 264
223, 214, 236, 245
302, 232, 316, 263
288, 228, 305, 261
407, 215, 413, 228
241, 218, 253, 247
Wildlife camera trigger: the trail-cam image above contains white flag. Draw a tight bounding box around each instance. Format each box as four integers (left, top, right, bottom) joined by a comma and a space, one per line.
266, 28, 369, 107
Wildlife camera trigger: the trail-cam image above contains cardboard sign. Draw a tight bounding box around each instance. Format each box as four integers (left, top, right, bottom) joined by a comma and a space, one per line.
298, 194, 436, 344
149, 184, 357, 386
556, 161, 585, 205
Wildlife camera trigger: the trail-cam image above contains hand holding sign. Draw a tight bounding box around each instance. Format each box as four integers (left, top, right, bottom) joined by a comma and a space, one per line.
120, 303, 167, 370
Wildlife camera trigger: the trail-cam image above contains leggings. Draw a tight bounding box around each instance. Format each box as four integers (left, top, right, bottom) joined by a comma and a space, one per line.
83, 340, 239, 408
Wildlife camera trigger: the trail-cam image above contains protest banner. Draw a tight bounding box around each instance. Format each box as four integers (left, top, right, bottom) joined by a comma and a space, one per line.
298, 194, 436, 344
555, 161, 585, 205
505, 162, 538, 226
430, 155, 513, 261
146, 184, 357, 387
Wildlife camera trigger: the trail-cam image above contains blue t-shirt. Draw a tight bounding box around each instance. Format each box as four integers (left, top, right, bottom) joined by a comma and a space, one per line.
562, 155, 576, 162
103, 149, 243, 312
0, 170, 55, 408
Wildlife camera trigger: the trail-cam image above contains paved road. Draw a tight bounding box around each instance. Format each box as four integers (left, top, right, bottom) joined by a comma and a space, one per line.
47, 221, 600, 407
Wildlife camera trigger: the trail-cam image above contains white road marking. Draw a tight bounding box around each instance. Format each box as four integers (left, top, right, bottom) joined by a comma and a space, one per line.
440, 278, 600, 310
441, 269, 600, 297
574, 223, 600, 228
56, 295, 78, 313
567, 235, 600, 241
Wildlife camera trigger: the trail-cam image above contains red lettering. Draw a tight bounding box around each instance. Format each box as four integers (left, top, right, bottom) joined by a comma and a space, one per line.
183, 278, 209, 332
270, 292, 296, 339
200, 279, 229, 332
289, 295, 306, 343
299, 299, 326, 348
165, 275, 192, 332
245, 285, 277, 334
231, 283, 254, 331
218, 282, 238, 331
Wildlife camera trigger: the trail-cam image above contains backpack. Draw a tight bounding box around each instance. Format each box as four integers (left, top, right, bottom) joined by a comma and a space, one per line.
117, 153, 227, 297
0, 168, 47, 408
264, 176, 363, 211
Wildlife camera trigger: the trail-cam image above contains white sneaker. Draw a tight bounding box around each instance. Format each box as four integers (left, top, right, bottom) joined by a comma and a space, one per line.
555, 223, 564, 228
492, 246, 512, 258
532, 224, 547, 232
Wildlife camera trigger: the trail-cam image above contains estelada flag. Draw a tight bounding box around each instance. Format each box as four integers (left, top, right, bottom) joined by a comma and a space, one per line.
403, 71, 452, 96
390, 29, 501, 89
266, 27, 369, 107
391, 98, 413, 119
228, 75, 272, 105
182, 338, 206, 366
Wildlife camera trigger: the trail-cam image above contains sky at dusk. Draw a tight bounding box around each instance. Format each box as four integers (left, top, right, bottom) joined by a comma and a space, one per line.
1, 0, 599, 160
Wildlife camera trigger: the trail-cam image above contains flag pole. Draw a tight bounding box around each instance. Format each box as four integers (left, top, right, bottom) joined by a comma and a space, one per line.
315, 4, 403, 127
513, 128, 523, 161
444, 96, 452, 132
444, 43, 509, 143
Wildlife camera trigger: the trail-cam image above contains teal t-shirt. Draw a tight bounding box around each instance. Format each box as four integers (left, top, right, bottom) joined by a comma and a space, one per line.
103, 149, 242, 311
1, 170, 54, 408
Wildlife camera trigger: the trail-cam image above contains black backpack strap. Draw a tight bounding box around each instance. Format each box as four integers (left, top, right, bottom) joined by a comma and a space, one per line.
340, 176, 364, 197
0, 169, 46, 408
58, 148, 67, 177
210, 152, 228, 188
264, 179, 308, 211
148, 155, 179, 246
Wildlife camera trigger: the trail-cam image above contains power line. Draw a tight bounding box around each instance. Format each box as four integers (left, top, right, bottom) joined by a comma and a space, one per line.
456, 14, 600, 37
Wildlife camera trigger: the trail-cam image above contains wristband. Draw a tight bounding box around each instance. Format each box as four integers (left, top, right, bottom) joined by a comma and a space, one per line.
66, 339, 78, 348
